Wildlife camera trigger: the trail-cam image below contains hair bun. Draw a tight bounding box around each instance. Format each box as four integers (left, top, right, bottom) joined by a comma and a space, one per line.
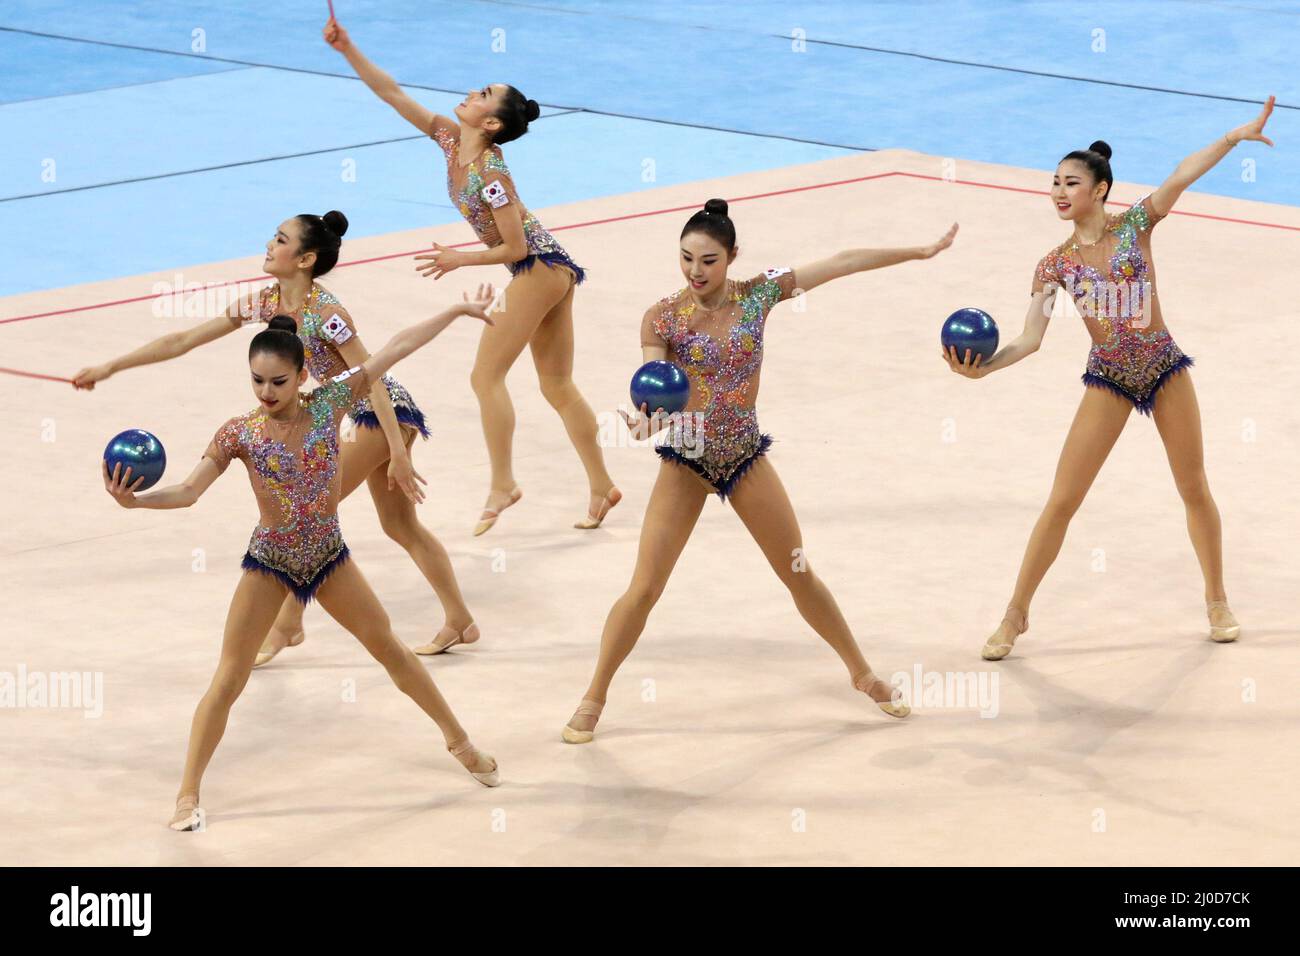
268, 314, 298, 334
703, 198, 729, 217
1088, 140, 1113, 160
524, 99, 540, 122
322, 210, 349, 237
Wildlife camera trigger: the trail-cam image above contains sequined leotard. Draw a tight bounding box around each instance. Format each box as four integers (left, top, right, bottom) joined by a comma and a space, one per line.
641, 268, 799, 499
429, 114, 585, 283
252, 283, 429, 438
204, 366, 372, 603
1034, 194, 1193, 414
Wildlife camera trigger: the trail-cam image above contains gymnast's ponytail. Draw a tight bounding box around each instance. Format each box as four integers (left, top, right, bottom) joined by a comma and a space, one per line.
681, 198, 737, 250
250, 314, 305, 371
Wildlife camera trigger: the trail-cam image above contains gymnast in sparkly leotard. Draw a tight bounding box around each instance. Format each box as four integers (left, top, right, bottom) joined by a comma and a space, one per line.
73, 211, 480, 664
561, 199, 959, 743
102, 291, 501, 831
1033, 194, 1193, 414
205, 361, 360, 603
645, 265, 798, 498
326, 15, 620, 541
944, 97, 1276, 660
428, 114, 584, 283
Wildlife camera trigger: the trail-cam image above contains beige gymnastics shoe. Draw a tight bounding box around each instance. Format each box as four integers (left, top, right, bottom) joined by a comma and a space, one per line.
981, 605, 1028, 661
561, 697, 605, 744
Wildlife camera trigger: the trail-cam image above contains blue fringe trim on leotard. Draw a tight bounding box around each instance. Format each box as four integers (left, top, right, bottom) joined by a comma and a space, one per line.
241, 547, 351, 605
655, 433, 774, 502
1081, 354, 1194, 417
351, 404, 431, 439
512, 250, 586, 285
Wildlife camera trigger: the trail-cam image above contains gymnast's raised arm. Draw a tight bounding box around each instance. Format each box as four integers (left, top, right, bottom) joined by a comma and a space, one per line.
358, 285, 497, 385
792, 223, 958, 293
1149, 96, 1275, 219
71, 292, 256, 390
324, 17, 441, 136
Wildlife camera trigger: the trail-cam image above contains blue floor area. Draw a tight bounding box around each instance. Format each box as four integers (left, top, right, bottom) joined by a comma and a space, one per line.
0, 31, 239, 104
1, 104, 846, 294
0, 1, 1293, 296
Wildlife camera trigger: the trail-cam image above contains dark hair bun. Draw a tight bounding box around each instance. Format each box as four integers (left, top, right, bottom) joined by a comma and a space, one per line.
322, 210, 349, 237
251, 315, 306, 371
682, 200, 737, 248
1088, 140, 1113, 160
524, 99, 540, 122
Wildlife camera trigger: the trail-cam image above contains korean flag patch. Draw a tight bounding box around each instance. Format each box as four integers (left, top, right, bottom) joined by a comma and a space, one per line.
481, 180, 510, 209
331, 365, 362, 383
763, 267, 791, 280
322, 313, 354, 345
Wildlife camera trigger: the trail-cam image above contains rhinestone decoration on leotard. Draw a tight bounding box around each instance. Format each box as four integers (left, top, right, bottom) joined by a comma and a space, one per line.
431, 123, 583, 279
258, 284, 430, 438
1083, 328, 1192, 414
1034, 196, 1192, 413
207, 374, 361, 599
649, 269, 795, 493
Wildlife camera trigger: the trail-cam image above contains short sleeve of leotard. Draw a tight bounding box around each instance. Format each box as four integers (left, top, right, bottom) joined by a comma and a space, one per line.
745, 267, 800, 314
244, 284, 311, 334
640, 302, 669, 350
249, 285, 285, 325
477, 150, 520, 218
222, 291, 261, 328
429, 113, 459, 156
310, 365, 373, 425
1032, 253, 1063, 295
203, 417, 244, 473
1125, 193, 1166, 234
315, 300, 359, 349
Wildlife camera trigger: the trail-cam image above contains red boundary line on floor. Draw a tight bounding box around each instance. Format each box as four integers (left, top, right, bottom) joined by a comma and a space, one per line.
2, 169, 1295, 379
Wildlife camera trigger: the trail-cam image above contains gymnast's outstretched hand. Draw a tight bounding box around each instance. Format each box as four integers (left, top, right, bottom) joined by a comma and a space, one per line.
72, 363, 113, 390
943, 345, 986, 379
103, 460, 145, 508
1229, 95, 1275, 147
917, 222, 959, 260
619, 402, 670, 441
323, 17, 351, 52
456, 283, 498, 323
415, 242, 470, 280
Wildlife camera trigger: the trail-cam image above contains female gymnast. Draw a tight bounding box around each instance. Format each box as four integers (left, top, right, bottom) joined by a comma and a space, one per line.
73, 211, 480, 662
945, 97, 1276, 660
102, 288, 499, 830
561, 199, 959, 743
324, 16, 620, 536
